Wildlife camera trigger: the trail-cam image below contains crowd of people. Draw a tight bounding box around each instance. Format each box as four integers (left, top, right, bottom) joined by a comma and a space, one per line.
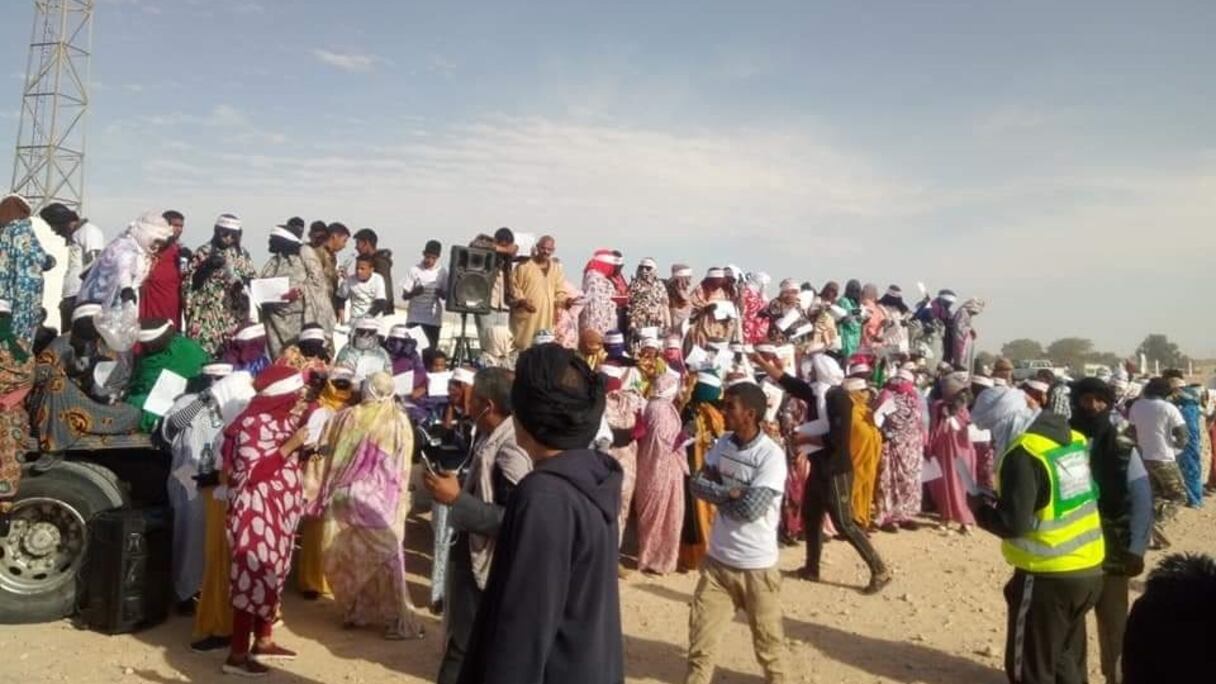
0, 196, 1213, 683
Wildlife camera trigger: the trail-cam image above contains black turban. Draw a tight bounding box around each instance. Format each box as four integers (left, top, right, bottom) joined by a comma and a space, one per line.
1072, 377, 1115, 406
511, 344, 605, 451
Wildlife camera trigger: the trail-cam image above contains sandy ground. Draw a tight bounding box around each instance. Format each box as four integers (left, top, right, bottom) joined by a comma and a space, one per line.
3, 497, 1214, 684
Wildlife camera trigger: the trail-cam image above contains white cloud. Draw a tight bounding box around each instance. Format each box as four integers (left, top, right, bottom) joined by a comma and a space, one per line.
311, 49, 379, 73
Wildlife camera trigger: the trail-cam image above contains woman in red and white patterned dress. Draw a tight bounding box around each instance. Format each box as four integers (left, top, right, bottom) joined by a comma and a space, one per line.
221, 364, 310, 677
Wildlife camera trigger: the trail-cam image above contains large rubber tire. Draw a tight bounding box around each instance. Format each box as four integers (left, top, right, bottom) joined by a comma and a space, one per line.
0, 461, 129, 624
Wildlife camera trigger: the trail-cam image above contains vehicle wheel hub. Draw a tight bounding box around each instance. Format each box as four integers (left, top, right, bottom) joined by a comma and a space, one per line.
0, 497, 87, 596
21, 521, 61, 557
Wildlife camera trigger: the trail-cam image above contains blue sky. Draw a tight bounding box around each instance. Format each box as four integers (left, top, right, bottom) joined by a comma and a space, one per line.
4, 0, 1214, 356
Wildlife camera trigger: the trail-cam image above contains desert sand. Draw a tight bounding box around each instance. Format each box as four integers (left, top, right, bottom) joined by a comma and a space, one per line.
3, 496, 1213, 684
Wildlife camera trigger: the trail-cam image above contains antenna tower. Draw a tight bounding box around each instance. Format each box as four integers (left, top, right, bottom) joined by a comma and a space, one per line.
10, 0, 93, 212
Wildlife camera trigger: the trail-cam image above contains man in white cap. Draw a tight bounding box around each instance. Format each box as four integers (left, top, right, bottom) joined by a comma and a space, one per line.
161, 363, 253, 619
183, 214, 258, 357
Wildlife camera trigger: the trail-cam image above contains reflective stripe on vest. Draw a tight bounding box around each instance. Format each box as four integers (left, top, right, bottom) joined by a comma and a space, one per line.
997, 429, 1105, 574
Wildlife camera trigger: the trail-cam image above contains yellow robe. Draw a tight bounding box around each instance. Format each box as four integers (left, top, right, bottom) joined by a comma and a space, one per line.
192, 485, 233, 639
847, 390, 882, 528
510, 259, 566, 350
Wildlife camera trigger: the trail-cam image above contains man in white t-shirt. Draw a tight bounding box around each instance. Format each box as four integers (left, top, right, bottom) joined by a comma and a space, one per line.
336, 253, 389, 322
400, 239, 448, 349
1128, 376, 1190, 547
685, 382, 787, 684
41, 203, 97, 330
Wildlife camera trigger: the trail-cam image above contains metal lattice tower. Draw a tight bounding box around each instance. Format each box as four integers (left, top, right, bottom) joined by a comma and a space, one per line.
10, 0, 93, 212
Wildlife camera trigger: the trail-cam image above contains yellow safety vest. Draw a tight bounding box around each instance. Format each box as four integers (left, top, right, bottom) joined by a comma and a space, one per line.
995, 430, 1105, 573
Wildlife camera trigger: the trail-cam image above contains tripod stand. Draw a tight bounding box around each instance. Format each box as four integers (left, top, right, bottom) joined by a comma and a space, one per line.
449, 312, 477, 367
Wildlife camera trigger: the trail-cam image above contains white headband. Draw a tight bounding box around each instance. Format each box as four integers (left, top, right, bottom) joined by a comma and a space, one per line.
664, 337, 682, 350
215, 214, 242, 232
843, 377, 868, 391
329, 366, 355, 381
235, 324, 265, 342
706, 268, 725, 278
1023, 380, 1050, 393
299, 327, 327, 342
137, 321, 173, 343
696, 372, 722, 387
354, 318, 381, 332
72, 303, 103, 321
271, 227, 301, 243
388, 325, 410, 340
452, 367, 476, 385
604, 332, 625, 345
673, 267, 692, 278
202, 363, 234, 377
593, 252, 617, 265
639, 337, 661, 351
262, 372, 304, 397
639, 258, 657, 269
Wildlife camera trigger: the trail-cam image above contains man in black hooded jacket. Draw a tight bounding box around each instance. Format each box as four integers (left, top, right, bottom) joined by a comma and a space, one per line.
458, 344, 624, 684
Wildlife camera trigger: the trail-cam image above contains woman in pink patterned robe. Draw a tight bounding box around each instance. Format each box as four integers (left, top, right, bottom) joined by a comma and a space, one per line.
221, 366, 309, 676
633, 373, 686, 574
874, 370, 926, 531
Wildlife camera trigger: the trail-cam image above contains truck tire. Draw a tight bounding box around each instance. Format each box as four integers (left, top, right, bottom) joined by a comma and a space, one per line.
0, 461, 129, 624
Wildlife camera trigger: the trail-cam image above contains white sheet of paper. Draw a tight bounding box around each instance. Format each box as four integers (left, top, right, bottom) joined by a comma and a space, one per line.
797, 290, 815, 310
305, 409, 332, 446
761, 382, 784, 423
685, 345, 710, 371
143, 369, 188, 417
393, 371, 415, 397
92, 360, 118, 388
713, 300, 738, 321
916, 281, 928, 297
250, 277, 290, 306
873, 399, 896, 428
775, 345, 797, 373
790, 323, 815, 340
513, 232, 537, 256
354, 357, 384, 382
947, 415, 962, 431
428, 371, 453, 397
406, 326, 431, 352
968, 425, 991, 444
921, 457, 943, 483
776, 308, 800, 331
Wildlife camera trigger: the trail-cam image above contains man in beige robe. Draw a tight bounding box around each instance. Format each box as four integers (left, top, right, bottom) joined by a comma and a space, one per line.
509, 235, 567, 350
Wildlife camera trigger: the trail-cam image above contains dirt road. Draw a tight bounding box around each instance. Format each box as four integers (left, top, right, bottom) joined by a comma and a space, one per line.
3, 502, 1213, 683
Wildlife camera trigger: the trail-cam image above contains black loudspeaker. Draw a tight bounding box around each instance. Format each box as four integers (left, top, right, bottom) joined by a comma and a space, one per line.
75, 507, 173, 634
446, 245, 497, 315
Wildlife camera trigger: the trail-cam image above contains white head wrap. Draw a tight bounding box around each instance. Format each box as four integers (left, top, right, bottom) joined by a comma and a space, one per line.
202, 363, 234, 377
128, 210, 175, 253
299, 327, 327, 342
262, 372, 304, 397
452, 367, 476, 385
271, 227, 301, 243
235, 324, 266, 341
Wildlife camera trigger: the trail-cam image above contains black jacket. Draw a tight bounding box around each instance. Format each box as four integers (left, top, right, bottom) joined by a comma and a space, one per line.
777, 375, 854, 476
458, 449, 624, 684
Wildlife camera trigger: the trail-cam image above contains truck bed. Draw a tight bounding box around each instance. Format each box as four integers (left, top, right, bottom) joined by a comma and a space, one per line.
24, 432, 156, 456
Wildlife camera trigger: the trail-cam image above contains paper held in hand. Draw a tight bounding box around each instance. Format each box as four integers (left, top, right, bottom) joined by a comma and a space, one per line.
143, 369, 188, 417
393, 371, 415, 397
776, 308, 801, 332
249, 277, 291, 306
428, 371, 454, 397
712, 300, 738, 321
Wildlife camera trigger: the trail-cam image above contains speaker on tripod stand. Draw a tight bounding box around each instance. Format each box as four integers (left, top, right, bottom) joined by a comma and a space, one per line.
445, 245, 498, 365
